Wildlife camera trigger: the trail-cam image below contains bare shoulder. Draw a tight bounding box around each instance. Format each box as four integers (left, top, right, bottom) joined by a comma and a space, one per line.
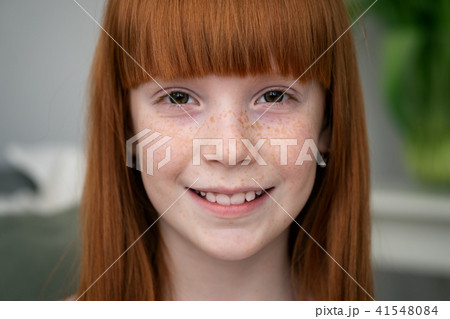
64, 294, 77, 301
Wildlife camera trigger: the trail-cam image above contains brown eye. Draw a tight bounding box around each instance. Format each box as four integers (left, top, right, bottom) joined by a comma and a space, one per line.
262, 90, 286, 103
169, 92, 190, 104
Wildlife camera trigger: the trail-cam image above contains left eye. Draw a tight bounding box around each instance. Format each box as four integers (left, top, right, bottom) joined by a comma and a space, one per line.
256, 90, 289, 103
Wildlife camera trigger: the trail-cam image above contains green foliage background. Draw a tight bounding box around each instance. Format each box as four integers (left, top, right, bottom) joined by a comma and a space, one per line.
356, 0, 450, 184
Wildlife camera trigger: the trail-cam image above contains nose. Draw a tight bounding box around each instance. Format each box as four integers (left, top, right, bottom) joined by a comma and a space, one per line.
199, 109, 258, 167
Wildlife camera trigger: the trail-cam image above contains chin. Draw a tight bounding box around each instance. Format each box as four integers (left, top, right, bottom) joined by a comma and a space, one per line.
196, 232, 264, 261
202, 246, 259, 262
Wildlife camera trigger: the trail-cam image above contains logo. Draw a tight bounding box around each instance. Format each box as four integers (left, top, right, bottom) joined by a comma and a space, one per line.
126, 128, 172, 176
126, 129, 326, 176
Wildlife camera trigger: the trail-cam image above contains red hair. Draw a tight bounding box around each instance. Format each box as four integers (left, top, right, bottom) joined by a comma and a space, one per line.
76, 0, 373, 300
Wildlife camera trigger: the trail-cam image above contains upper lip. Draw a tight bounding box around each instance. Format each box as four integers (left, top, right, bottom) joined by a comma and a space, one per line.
188, 186, 273, 195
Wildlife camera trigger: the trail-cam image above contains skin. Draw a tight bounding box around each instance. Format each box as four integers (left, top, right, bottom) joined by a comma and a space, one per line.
129, 74, 329, 300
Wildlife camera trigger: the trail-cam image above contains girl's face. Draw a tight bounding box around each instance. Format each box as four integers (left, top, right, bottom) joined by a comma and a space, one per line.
130, 74, 329, 261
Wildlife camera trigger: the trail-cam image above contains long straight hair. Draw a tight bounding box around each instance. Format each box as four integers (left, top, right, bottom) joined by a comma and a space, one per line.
76, 0, 373, 300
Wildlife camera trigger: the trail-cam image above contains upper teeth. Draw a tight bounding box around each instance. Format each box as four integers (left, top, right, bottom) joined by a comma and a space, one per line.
194, 189, 264, 205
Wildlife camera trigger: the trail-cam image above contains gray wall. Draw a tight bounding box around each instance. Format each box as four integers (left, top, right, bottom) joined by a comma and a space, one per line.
0, 0, 104, 165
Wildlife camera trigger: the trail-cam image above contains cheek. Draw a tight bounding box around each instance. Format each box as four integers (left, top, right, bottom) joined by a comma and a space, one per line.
133, 109, 198, 142
257, 114, 320, 206
131, 104, 199, 207
137, 134, 191, 219
132, 104, 200, 175
259, 113, 321, 167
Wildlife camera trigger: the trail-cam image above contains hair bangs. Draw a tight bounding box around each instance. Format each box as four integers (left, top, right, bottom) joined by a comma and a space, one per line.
108, 0, 335, 89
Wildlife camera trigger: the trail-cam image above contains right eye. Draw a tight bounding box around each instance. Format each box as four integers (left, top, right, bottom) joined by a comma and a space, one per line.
163, 91, 196, 104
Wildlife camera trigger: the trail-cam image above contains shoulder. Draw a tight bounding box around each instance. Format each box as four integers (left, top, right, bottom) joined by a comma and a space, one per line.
63, 294, 77, 301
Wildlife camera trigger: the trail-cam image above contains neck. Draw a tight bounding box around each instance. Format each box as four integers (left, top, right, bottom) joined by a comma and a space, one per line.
160, 222, 294, 301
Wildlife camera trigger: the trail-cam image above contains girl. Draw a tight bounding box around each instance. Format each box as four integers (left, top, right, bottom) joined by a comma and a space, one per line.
74, 0, 373, 300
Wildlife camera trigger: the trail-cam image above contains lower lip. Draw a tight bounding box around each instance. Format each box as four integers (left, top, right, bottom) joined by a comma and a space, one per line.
187, 188, 274, 219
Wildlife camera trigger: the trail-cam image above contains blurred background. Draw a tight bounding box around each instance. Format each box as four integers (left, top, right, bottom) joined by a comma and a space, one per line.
0, 0, 449, 300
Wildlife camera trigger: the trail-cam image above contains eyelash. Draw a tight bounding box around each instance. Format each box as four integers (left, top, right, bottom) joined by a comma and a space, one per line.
256, 89, 297, 106
155, 90, 198, 108
155, 88, 297, 109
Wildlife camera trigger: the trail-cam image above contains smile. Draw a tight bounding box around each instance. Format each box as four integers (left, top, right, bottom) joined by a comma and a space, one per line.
187, 187, 275, 218
191, 189, 267, 205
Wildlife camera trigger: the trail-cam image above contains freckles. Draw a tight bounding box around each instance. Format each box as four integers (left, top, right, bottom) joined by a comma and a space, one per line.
282, 116, 313, 139
252, 121, 262, 131
188, 125, 199, 136
172, 201, 187, 217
